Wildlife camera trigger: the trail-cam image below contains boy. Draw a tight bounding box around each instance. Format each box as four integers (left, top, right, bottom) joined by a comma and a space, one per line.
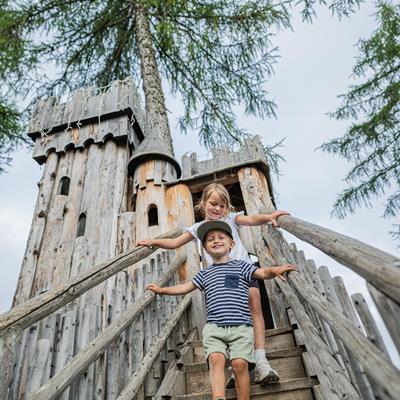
147, 220, 296, 400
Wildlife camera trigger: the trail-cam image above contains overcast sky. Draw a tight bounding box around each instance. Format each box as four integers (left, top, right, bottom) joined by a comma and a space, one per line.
1, 1, 399, 366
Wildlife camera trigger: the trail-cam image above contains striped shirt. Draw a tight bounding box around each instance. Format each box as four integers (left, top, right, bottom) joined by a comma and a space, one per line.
192, 260, 258, 326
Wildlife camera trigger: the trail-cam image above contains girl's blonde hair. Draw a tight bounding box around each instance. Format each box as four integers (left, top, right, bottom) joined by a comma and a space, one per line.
195, 183, 235, 218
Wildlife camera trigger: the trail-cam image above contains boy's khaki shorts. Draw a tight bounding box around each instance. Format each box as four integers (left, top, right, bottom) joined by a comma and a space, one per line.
202, 323, 255, 366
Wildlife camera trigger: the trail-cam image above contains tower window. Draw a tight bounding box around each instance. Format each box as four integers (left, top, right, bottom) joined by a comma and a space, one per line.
77, 213, 86, 237
148, 204, 159, 227
59, 177, 70, 195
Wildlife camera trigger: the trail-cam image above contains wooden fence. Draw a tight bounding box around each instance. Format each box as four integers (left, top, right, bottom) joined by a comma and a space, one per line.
259, 213, 400, 400
0, 229, 193, 400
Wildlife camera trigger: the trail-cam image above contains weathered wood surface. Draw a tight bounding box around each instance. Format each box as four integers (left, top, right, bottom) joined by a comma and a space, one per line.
165, 183, 205, 332
28, 78, 144, 140
318, 267, 374, 400
351, 293, 390, 359
287, 308, 341, 400
282, 286, 359, 400
287, 271, 400, 399
237, 166, 356, 399
237, 167, 290, 328
12, 151, 59, 306
30, 253, 186, 400
116, 295, 192, 400
265, 213, 400, 305
0, 228, 182, 335
367, 282, 400, 354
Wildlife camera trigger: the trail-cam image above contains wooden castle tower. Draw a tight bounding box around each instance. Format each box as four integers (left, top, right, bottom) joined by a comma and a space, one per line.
0, 79, 399, 400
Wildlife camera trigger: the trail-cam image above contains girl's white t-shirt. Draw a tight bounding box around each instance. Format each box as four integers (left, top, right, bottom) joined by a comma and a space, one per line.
184, 212, 252, 266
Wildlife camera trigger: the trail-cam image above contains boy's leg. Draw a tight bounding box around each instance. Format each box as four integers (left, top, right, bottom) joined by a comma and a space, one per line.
203, 324, 228, 399
209, 352, 227, 400
227, 325, 254, 398
231, 358, 250, 400
249, 287, 280, 383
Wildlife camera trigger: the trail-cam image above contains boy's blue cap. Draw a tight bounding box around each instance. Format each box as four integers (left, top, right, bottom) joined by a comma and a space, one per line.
197, 221, 233, 244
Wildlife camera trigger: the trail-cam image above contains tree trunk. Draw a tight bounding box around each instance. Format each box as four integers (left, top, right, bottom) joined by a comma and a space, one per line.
134, 0, 174, 155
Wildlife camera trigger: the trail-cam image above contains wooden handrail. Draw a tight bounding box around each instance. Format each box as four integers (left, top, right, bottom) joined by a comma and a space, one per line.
116, 295, 192, 400
262, 211, 400, 304
259, 228, 400, 399
30, 253, 187, 400
0, 228, 182, 336
284, 272, 400, 400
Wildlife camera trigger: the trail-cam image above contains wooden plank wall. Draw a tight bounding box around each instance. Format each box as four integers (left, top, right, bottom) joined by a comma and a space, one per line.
6, 141, 192, 399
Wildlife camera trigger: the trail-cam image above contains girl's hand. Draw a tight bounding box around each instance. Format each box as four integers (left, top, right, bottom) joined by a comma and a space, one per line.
137, 239, 153, 248
147, 284, 163, 294
268, 210, 290, 227
270, 264, 297, 281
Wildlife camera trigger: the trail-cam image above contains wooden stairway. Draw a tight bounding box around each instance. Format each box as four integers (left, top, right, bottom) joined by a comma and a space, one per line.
157, 326, 319, 399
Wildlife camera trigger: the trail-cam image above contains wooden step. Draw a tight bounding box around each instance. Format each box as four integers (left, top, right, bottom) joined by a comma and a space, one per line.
172, 377, 318, 400
185, 350, 307, 394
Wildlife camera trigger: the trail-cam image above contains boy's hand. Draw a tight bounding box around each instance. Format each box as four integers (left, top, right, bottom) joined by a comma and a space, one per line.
137, 239, 153, 248
147, 284, 163, 294
270, 264, 297, 281
267, 210, 290, 227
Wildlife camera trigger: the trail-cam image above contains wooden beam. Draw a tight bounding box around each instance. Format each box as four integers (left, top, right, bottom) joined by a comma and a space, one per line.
116, 295, 192, 400
0, 228, 182, 336
367, 282, 400, 354
283, 271, 400, 400
267, 213, 400, 305
351, 293, 390, 359
29, 253, 186, 400
277, 278, 360, 400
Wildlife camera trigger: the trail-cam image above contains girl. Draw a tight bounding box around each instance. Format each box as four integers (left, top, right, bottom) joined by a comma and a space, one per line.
137, 183, 289, 384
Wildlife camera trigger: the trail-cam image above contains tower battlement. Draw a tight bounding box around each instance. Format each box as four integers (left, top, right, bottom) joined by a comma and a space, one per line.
181, 135, 268, 178
28, 78, 146, 164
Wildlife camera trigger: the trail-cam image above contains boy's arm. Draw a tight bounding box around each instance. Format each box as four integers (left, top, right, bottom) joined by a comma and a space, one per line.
235, 210, 289, 227
137, 231, 194, 250
147, 281, 197, 295
252, 264, 297, 281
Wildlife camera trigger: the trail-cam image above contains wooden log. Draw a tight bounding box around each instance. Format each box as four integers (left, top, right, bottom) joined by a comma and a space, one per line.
318, 267, 374, 400
165, 183, 205, 332
0, 327, 22, 400
0, 228, 182, 335
12, 151, 59, 306
286, 271, 400, 400
252, 222, 400, 399
351, 293, 390, 359
367, 282, 400, 354
267, 213, 400, 305
298, 262, 346, 375
237, 167, 289, 327
278, 281, 360, 399
288, 309, 340, 400
116, 295, 192, 400
290, 247, 326, 336
30, 253, 186, 400
25, 339, 51, 397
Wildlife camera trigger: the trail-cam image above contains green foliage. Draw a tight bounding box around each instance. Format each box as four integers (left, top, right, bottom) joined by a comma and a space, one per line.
321, 2, 400, 225
0, 1, 31, 172
0, 0, 361, 172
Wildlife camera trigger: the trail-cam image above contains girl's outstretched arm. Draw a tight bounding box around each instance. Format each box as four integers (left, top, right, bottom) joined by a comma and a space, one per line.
147, 281, 197, 295
235, 210, 290, 227
137, 231, 194, 250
